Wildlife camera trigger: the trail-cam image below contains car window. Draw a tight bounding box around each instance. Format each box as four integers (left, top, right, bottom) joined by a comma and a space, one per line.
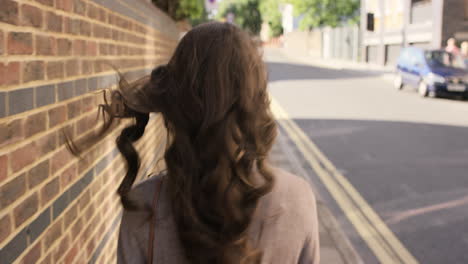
407, 49, 421, 66
412, 50, 424, 66
425, 51, 466, 69
399, 49, 410, 64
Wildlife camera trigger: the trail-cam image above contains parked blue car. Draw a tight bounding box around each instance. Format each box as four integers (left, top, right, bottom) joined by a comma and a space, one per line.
394, 47, 468, 98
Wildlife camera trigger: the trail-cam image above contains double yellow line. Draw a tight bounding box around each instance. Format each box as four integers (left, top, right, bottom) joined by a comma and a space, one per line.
270, 97, 419, 264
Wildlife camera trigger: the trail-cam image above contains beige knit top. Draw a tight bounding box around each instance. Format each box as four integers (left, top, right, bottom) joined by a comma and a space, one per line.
117, 167, 320, 264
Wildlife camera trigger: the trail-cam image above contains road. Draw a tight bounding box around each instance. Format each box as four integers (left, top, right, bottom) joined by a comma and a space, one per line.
265, 48, 468, 264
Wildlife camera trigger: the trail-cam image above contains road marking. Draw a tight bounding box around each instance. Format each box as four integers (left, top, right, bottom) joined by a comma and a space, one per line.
270, 97, 419, 264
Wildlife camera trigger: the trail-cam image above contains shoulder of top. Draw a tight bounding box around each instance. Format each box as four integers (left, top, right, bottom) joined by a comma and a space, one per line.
270, 167, 313, 195
127, 173, 166, 206
258, 167, 317, 225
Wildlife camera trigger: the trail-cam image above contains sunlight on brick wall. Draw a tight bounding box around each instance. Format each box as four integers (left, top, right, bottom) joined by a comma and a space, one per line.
0, 0, 179, 263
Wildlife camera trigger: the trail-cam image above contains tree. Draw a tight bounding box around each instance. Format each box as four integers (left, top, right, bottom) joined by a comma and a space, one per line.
259, 0, 283, 37
289, 0, 360, 29
218, 0, 262, 35
152, 0, 205, 21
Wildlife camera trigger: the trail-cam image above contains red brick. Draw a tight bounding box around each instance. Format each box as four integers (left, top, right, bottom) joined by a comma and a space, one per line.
46, 61, 64, 80
8, 32, 33, 55
108, 13, 115, 25
0, 30, 3, 55
83, 202, 94, 222
0, 118, 24, 148
0, 61, 20, 86
64, 203, 77, 226
40, 177, 59, 206
73, 39, 86, 56
0, 0, 18, 25
57, 38, 72, 56
25, 112, 47, 138
99, 43, 109, 55
98, 8, 107, 22
78, 189, 90, 211
64, 245, 78, 264
20, 4, 42, 28
10, 142, 38, 173
34, 0, 53, 6
36, 131, 57, 156
56, 0, 72, 12
0, 214, 11, 244
102, 26, 112, 39
36, 35, 56, 56
48, 105, 67, 127
86, 236, 96, 257
59, 124, 74, 146
76, 114, 94, 134
0, 174, 26, 210
53, 235, 69, 263
44, 219, 62, 248
116, 45, 123, 55
79, 20, 91, 36
111, 29, 119, 41
13, 192, 39, 227
46, 12, 62, 33
94, 60, 104, 73
65, 59, 79, 77
60, 164, 76, 189
51, 148, 72, 175
27, 160, 50, 189
87, 4, 99, 20
73, 0, 86, 15
86, 41, 97, 56
0, 155, 7, 183
135, 25, 147, 35
108, 44, 116, 55
71, 217, 82, 238
22, 242, 42, 264
81, 60, 93, 75
67, 100, 81, 119
39, 253, 52, 264
23, 61, 45, 83
92, 24, 105, 38
82, 96, 95, 112
78, 155, 90, 174
64, 17, 80, 35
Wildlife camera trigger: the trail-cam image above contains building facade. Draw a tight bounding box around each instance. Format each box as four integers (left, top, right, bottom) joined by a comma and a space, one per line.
361, 0, 468, 66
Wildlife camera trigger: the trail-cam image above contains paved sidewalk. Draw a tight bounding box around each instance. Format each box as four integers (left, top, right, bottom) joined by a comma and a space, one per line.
270, 127, 363, 264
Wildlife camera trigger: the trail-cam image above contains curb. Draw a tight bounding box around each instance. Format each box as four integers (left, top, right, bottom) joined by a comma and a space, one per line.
317, 201, 364, 264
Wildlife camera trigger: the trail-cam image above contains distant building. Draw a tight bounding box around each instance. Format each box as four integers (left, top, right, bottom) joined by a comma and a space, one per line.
361, 0, 468, 66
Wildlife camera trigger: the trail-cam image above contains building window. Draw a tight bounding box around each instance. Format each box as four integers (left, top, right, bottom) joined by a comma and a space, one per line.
366, 45, 379, 64
410, 0, 432, 24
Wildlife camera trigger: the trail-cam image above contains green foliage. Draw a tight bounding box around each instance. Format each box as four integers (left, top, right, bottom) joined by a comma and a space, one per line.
289, 0, 360, 29
259, 0, 283, 37
152, 0, 205, 21
218, 0, 262, 35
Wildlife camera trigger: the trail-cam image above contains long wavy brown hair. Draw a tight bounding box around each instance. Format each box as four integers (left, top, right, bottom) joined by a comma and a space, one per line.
67, 22, 277, 263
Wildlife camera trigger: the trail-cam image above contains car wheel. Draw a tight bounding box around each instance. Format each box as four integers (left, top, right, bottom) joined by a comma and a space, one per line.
418, 81, 428, 97
394, 74, 403, 90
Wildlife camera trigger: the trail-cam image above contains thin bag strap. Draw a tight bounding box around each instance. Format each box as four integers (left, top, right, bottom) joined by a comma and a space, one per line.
148, 178, 163, 264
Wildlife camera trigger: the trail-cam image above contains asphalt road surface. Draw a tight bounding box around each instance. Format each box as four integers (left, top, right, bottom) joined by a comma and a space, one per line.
265, 48, 468, 264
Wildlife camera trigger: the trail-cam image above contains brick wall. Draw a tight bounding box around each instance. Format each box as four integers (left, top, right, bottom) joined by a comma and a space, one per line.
0, 0, 179, 263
